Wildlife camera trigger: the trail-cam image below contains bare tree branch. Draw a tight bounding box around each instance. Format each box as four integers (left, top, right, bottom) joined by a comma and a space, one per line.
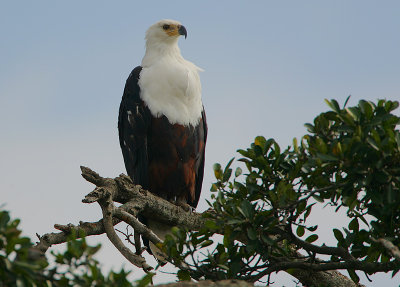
96, 187, 153, 272
371, 237, 400, 261
289, 269, 365, 287
81, 166, 205, 229
287, 183, 347, 210
34, 167, 204, 262
252, 259, 396, 281
156, 280, 253, 287
279, 226, 355, 261
35, 218, 120, 254
113, 208, 162, 247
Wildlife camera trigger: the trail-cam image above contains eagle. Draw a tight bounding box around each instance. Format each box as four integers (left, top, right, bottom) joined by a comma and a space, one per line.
118, 19, 207, 259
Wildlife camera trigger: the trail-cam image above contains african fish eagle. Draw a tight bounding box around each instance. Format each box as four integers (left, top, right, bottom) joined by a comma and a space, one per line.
118, 19, 207, 259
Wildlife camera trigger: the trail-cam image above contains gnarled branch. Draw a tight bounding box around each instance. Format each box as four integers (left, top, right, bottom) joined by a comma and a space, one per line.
96, 186, 153, 271
371, 237, 400, 261
34, 167, 387, 287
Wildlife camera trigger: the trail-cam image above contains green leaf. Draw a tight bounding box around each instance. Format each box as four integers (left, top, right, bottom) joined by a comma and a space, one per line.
297, 201, 307, 215
238, 200, 253, 219
296, 225, 305, 237
346, 107, 361, 121
261, 233, 275, 245
235, 167, 242, 177
304, 203, 315, 220
343, 95, 351, 108
254, 136, 267, 151
305, 234, 318, 243
333, 229, 344, 242
213, 163, 222, 179
204, 220, 218, 230
366, 137, 380, 151
315, 138, 328, 153
387, 184, 395, 204
332, 142, 342, 156
359, 99, 373, 119
223, 227, 232, 247
391, 100, 399, 111
230, 260, 242, 276
171, 226, 180, 236
349, 218, 359, 232
385, 100, 399, 112
273, 142, 281, 157
315, 152, 338, 162
247, 227, 257, 240
223, 168, 232, 182
325, 99, 341, 113
200, 240, 214, 248
392, 267, 400, 278
0, 211, 11, 228
358, 215, 369, 227
347, 269, 359, 283
135, 272, 155, 287
304, 123, 315, 133
217, 264, 230, 271
224, 158, 235, 174
307, 225, 318, 232
177, 270, 191, 281
292, 137, 298, 152
312, 195, 324, 203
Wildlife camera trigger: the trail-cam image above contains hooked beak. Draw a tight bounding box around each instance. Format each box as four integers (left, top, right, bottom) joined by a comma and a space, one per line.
178, 25, 187, 39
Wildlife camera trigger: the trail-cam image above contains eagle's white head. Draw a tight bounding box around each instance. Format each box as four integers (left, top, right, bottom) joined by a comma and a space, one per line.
141, 19, 189, 67
145, 19, 187, 45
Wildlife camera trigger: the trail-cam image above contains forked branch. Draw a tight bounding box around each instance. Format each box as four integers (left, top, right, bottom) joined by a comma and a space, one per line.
34, 167, 394, 287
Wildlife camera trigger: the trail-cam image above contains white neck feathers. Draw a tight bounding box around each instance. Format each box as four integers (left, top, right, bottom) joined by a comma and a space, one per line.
138, 39, 203, 127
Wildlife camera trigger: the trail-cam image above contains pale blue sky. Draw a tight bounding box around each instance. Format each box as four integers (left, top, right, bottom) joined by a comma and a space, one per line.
1, 1, 399, 286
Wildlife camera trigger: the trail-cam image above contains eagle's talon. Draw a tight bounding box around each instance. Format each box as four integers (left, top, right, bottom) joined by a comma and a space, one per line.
176, 201, 192, 212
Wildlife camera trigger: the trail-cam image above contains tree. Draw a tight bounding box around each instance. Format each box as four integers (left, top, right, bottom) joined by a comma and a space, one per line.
7, 98, 399, 286
163, 98, 400, 286
0, 208, 133, 286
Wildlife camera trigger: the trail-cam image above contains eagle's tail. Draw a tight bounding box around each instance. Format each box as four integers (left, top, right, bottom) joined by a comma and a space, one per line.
147, 219, 170, 265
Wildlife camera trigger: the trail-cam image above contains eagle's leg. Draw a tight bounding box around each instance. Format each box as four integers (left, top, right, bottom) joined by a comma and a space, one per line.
174, 196, 193, 212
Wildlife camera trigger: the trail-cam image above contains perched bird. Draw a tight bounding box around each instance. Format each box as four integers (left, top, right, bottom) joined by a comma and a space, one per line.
118, 19, 207, 259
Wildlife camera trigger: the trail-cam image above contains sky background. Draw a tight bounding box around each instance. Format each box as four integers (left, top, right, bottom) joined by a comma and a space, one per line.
1, 1, 399, 286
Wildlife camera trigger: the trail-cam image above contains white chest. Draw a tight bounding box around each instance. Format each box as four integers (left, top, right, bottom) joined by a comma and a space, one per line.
138, 56, 203, 126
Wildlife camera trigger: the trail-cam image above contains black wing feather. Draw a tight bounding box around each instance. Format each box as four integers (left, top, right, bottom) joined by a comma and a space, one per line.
192, 108, 207, 208
118, 66, 151, 189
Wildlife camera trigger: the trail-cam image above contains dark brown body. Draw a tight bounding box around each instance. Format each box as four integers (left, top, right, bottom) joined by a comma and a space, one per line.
148, 116, 206, 206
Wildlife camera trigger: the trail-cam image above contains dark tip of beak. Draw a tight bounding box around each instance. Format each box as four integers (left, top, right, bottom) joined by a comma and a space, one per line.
178, 25, 187, 39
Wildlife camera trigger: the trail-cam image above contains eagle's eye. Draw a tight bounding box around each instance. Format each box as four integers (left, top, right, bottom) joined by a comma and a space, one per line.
162, 24, 170, 30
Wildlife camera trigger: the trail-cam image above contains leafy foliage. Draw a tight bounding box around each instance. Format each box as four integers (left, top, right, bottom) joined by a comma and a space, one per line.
0, 209, 133, 287
164, 98, 400, 283
0, 209, 48, 286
